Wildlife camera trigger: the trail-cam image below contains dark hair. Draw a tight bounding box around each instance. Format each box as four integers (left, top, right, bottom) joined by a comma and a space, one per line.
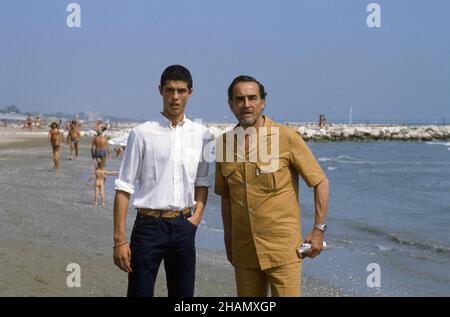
160, 65, 193, 89
228, 75, 267, 100
50, 122, 58, 129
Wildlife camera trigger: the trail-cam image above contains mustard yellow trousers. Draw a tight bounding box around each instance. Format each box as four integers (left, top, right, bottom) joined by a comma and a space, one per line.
234, 261, 301, 297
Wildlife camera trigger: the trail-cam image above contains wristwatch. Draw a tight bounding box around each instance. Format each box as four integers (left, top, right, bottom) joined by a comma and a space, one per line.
314, 223, 327, 233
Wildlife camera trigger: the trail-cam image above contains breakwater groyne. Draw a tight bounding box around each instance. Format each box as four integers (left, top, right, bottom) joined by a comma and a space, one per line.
79, 123, 450, 145
205, 123, 450, 142
294, 124, 450, 141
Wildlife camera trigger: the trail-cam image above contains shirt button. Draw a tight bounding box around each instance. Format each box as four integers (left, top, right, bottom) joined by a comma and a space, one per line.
253, 232, 258, 237
248, 208, 253, 213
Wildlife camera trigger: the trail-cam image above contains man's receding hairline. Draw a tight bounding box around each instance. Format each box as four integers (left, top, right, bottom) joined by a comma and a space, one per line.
230, 81, 261, 98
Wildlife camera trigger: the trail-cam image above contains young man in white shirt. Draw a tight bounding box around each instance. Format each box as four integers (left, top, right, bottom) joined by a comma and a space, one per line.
113, 65, 210, 297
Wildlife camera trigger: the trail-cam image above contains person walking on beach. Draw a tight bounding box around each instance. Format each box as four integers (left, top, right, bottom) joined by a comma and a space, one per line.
58, 119, 64, 135
114, 145, 124, 158
95, 120, 104, 134
215, 75, 329, 297
113, 65, 210, 297
48, 122, 63, 175
35, 115, 41, 129
66, 121, 73, 153
91, 126, 111, 165
26, 115, 33, 131
67, 120, 81, 160
87, 161, 118, 208
318, 114, 327, 128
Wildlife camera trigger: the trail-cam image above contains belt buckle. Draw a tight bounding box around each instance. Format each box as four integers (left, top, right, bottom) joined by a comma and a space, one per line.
161, 210, 176, 219
164, 211, 174, 219
137, 209, 159, 218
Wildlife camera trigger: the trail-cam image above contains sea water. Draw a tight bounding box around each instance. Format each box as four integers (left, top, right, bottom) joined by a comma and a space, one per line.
196, 141, 450, 296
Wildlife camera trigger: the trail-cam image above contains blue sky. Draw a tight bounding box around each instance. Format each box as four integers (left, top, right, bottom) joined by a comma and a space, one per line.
1, 0, 449, 123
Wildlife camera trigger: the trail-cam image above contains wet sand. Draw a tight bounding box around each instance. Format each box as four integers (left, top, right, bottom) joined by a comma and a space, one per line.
0, 130, 349, 297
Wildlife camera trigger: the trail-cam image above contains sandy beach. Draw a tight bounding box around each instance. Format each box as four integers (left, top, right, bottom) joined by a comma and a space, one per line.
0, 128, 349, 297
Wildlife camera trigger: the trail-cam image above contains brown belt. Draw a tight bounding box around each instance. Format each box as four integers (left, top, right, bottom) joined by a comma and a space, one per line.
137, 207, 191, 219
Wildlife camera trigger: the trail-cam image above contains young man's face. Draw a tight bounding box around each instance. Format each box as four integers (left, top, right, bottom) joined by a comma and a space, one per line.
228, 81, 265, 127
159, 80, 192, 119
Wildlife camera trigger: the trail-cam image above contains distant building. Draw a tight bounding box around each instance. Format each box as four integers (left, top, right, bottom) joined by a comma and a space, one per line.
85, 111, 100, 122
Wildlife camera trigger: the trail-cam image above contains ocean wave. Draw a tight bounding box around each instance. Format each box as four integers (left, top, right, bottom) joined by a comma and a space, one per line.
348, 223, 450, 256
199, 224, 224, 233
327, 166, 338, 171
319, 156, 450, 166
388, 235, 450, 255
318, 155, 363, 164
377, 245, 393, 251
337, 239, 354, 245
426, 141, 450, 150
425, 141, 450, 147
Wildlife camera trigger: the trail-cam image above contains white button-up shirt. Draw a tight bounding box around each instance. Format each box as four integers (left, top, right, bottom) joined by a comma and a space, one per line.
114, 114, 211, 210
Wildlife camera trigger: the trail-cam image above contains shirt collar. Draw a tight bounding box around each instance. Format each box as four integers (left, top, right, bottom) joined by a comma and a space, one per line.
159, 112, 187, 128
262, 115, 273, 128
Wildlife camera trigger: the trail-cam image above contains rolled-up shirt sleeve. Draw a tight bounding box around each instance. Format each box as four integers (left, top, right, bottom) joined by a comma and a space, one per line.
290, 131, 326, 188
194, 131, 211, 187
114, 130, 142, 195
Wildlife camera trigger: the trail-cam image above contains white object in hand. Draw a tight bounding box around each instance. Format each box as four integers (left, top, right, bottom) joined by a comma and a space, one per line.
298, 241, 327, 254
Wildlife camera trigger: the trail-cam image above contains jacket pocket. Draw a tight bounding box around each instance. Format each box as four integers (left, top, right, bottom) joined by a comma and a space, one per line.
220, 162, 239, 177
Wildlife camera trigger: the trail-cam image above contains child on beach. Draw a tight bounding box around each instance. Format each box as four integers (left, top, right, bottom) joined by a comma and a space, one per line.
114, 145, 124, 157
48, 122, 63, 175
87, 161, 118, 208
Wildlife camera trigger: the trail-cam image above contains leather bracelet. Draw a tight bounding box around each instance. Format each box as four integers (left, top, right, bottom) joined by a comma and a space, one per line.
113, 241, 128, 249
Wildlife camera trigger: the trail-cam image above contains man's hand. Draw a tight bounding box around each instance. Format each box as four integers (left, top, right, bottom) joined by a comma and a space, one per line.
190, 186, 208, 228
113, 243, 132, 273
186, 216, 200, 227
303, 229, 324, 258
220, 197, 233, 266
224, 233, 233, 265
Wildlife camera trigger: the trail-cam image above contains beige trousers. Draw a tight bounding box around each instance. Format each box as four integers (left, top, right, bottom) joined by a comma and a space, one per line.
235, 261, 301, 297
